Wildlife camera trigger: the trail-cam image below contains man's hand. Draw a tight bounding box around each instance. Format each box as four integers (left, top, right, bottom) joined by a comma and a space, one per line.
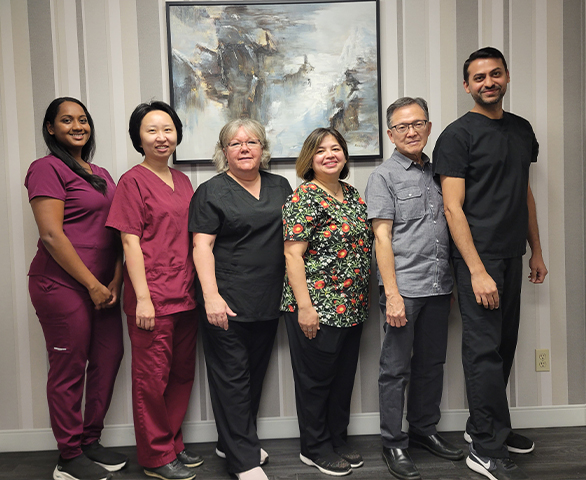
471, 270, 499, 309
529, 253, 548, 284
386, 293, 407, 327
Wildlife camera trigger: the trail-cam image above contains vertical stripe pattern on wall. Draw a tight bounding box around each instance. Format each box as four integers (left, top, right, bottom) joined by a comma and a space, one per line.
0, 0, 584, 452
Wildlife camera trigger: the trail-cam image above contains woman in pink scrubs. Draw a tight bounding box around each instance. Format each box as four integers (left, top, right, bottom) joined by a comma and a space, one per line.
26, 97, 127, 480
106, 101, 200, 480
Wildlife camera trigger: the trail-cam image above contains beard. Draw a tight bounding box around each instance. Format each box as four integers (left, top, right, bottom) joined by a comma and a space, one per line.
470, 85, 506, 106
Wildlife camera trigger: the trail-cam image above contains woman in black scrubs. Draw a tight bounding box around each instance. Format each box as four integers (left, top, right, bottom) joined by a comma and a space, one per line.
189, 119, 292, 480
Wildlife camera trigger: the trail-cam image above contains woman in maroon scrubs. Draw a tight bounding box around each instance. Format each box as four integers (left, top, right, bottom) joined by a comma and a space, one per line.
26, 97, 126, 480
106, 101, 200, 480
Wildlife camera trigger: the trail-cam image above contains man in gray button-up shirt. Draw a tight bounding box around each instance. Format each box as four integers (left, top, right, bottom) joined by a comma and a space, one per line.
365, 97, 463, 480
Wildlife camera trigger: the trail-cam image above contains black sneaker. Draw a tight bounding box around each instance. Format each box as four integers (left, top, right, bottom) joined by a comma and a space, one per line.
144, 459, 196, 480
299, 452, 351, 476
82, 440, 128, 471
53, 454, 112, 480
505, 432, 534, 454
464, 431, 535, 454
177, 449, 204, 468
334, 444, 363, 468
466, 444, 529, 480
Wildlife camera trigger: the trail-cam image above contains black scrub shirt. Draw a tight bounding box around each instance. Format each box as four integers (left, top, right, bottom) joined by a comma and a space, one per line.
432, 111, 538, 259
189, 170, 293, 321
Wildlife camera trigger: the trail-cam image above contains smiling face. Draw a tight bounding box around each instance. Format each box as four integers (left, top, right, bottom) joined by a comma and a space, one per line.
311, 134, 347, 181
387, 103, 431, 163
223, 126, 263, 177
46, 101, 91, 157
464, 57, 510, 108
139, 110, 177, 162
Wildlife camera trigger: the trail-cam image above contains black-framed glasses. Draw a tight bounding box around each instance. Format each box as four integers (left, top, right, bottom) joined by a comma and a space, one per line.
226, 140, 262, 149
389, 120, 428, 134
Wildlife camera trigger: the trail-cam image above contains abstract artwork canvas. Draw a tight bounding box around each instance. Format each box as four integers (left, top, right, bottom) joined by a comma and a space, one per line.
166, 0, 382, 163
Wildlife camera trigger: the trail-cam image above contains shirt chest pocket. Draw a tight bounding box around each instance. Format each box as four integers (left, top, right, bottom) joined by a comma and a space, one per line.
396, 186, 424, 221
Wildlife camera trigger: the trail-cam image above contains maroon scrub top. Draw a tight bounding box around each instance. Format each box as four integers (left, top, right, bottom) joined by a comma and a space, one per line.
25, 155, 119, 291
106, 164, 196, 317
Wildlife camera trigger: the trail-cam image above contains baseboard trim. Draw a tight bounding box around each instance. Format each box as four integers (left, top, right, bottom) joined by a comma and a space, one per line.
1, 404, 584, 453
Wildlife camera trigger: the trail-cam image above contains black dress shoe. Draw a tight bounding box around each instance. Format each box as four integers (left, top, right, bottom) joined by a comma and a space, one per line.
408, 431, 464, 461
144, 459, 196, 480
381, 447, 421, 480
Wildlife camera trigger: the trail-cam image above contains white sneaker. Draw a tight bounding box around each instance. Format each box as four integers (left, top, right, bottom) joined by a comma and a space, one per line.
236, 466, 268, 480
216, 448, 268, 465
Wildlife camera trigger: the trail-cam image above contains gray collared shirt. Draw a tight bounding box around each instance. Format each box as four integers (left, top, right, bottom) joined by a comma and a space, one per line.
365, 149, 453, 297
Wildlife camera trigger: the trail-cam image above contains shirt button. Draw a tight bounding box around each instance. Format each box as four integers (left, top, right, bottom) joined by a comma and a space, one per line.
433, 220, 436, 224
433, 283, 438, 287
436, 239, 439, 243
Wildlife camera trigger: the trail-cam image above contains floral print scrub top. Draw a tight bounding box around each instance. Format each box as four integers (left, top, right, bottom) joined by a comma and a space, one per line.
281, 181, 373, 328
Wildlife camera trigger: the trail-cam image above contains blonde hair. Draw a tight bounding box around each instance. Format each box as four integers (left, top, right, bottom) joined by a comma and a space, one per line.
212, 119, 272, 173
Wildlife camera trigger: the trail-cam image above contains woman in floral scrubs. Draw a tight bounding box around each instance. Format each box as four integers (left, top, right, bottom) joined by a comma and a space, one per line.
282, 127, 373, 477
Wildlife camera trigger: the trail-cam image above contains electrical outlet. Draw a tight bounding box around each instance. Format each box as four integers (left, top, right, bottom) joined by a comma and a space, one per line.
535, 349, 550, 372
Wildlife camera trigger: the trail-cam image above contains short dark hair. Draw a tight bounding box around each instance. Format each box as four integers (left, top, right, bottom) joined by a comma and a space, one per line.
386, 97, 429, 128
42, 97, 106, 194
296, 127, 350, 181
463, 47, 508, 83
128, 101, 183, 155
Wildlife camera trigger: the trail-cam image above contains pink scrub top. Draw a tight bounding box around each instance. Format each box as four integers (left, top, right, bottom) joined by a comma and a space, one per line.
25, 155, 119, 291
106, 164, 196, 317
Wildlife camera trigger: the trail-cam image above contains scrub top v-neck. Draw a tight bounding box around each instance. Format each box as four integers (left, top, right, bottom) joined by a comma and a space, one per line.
189, 170, 292, 322
106, 164, 196, 317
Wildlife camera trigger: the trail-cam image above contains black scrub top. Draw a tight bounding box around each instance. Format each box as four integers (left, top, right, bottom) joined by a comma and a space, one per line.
432, 111, 538, 259
189, 170, 293, 321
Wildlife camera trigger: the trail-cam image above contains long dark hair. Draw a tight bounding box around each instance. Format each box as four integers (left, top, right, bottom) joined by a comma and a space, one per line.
42, 97, 107, 194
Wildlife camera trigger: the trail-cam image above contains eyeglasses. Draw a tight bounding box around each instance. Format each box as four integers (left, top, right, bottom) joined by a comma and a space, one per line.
389, 120, 428, 134
226, 140, 262, 149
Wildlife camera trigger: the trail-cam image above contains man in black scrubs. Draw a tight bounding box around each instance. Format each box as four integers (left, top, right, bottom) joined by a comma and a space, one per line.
433, 47, 548, 480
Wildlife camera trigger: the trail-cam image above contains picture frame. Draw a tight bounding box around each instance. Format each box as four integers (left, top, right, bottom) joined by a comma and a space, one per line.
166, 0, 382, 164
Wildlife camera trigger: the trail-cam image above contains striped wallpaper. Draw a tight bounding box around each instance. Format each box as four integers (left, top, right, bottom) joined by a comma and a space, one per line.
0, 0, 584, 452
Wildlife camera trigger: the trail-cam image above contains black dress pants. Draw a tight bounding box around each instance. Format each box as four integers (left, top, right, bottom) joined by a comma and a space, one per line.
378, 290, 451, 449
453, 256, 523, 458
284, 311, 363, 460
199, 304, 279, 473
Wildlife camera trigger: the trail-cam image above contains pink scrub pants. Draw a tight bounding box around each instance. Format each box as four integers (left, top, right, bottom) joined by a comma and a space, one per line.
28, 276, 124, 459
127, 309, 198, 469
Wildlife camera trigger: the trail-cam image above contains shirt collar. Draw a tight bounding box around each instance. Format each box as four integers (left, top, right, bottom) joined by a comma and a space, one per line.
392, 149, 430, 170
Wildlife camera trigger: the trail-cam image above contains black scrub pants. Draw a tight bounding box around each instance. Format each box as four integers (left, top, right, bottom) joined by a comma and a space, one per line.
199, 304, 279, 474
452, 256, 523, 459
284, 311, 363, 460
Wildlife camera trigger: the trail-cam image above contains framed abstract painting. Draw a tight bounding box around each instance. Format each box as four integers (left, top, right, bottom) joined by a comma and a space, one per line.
166, 0, 382, 163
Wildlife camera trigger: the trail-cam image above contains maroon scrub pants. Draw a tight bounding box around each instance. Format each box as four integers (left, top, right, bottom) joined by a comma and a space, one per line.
28, 276, 124, 459
127, 309, 198, 469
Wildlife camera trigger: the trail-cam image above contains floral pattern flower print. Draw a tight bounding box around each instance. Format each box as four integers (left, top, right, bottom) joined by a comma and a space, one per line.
281, 181, 373, 328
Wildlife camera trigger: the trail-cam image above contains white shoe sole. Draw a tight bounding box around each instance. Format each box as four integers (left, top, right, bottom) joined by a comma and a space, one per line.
299, 454, 351, 476
466, 456, 498, 480
216, 448, 268, 465
144, 468, 196, 480
95, 460, 127, 472
464, 431, 535, 454
53, 466, 110, 480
